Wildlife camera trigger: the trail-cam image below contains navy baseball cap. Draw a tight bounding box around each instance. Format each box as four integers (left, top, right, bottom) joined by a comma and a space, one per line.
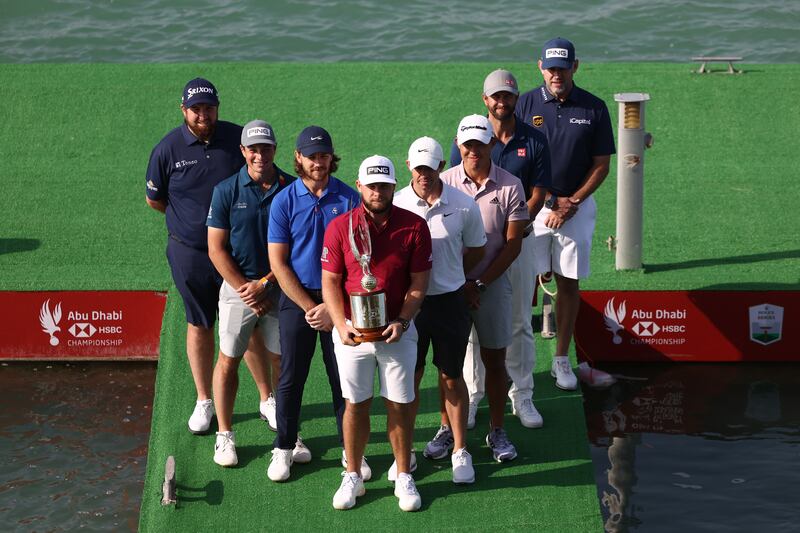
540, 37, 575, 69
296, 125, 333, 156
182, 78, 219, 108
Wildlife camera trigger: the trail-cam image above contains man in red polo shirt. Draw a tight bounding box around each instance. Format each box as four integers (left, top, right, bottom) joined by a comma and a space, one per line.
321, 155, 432, 512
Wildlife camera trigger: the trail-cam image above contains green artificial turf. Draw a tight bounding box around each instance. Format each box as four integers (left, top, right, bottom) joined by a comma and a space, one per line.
1, 62, 798, 291
140, 288, 599, 532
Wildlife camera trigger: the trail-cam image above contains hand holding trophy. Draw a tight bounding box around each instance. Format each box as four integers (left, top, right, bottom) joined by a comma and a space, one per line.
348, 206, 388, 342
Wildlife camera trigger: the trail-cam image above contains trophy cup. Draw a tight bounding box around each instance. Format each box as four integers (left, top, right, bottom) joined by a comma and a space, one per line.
348, 207, 388, 342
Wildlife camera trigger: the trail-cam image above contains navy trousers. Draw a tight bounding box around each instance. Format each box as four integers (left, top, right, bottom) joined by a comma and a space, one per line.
274, 291, 345, 450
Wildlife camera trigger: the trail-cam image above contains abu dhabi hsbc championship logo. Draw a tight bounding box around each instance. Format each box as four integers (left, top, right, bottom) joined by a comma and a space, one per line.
604, 298, 626, 344
39, 299, 62, 346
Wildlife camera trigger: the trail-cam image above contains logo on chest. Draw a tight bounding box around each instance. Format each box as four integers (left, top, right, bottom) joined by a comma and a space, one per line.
517, 148, 527, 157
175, 159, 198, 169
532, 116, 544, 127
234, 202, 248, 209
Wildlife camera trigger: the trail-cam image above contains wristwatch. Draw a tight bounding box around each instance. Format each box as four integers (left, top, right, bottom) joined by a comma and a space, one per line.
260, 277, 275, 290
544, 195, 558, 210
394, 318, 411, 331
475, 279, 487, 292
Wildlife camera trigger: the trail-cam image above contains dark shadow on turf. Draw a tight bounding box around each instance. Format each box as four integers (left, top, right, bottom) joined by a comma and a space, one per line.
176, 479, 223, 506
644, 249, 800, 277
0, 238, 40, 255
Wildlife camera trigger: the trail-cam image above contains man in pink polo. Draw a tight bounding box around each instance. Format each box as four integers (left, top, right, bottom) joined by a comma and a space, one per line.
321, 155, 432, 512
441, 115, 529, 462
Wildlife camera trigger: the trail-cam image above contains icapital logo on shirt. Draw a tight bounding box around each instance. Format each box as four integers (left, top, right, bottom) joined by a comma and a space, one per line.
570, 118, 591, 125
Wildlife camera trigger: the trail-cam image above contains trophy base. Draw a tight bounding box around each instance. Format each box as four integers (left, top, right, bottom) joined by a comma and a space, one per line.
353, 326, 389, 343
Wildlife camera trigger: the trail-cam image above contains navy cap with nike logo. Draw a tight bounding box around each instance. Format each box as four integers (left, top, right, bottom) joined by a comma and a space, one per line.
296, 125, 333, 156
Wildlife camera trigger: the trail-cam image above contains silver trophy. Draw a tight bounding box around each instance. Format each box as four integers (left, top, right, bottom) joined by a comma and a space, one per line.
348, 207, 387, 341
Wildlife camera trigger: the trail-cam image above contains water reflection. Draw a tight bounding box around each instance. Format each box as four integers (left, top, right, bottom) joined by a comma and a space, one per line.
583, 363, 800, 532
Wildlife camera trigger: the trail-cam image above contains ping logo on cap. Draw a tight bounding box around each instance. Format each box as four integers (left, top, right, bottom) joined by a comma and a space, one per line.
545, 48, 569, 59
248, 127, 272, 137
366, 166, 390, 175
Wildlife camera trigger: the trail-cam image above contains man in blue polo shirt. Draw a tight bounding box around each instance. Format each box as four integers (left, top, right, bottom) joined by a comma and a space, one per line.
450, 69, 551, 430
266, 126, 362, 482
206, 120, 295, 467
515, 38, 617, 390
146, 78, 270, 435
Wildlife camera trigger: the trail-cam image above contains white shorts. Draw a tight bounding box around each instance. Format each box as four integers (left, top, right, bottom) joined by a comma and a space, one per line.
470, 272, 512, 350
332, 320, 417, 404
533, 195, 597, 280
218, 281, 281, 358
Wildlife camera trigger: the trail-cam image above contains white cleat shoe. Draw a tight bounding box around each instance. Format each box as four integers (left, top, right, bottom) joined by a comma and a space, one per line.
551, 356, 578, 391
341, 450, 372, 481
292, 435, 312, 464
512, 398, 544, 428
577, 362, 617, 388
188, 399, 214, 434
213, 431, 238, 467
259, 393, 277, 431
387, 451, 417, 482
394, 473, 422, 511
267, 447, 293, 482
467, 401, 478, 430
451, 448, 475, 484
332, 471, 365, 510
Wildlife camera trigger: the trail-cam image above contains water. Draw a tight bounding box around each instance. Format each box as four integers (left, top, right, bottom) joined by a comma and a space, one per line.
0, 362, 155, 532
1, 0, 798, 63
585, 363, 800, 532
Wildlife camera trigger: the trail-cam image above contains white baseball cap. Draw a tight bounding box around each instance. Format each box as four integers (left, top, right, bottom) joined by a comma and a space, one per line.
456, 114, 494, 145
407, 137, 443, 170
358, 155, 396, 185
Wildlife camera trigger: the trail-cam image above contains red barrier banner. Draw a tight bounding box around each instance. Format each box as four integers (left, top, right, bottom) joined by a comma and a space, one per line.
0, 291, 167, 360
575, 291, 797, 362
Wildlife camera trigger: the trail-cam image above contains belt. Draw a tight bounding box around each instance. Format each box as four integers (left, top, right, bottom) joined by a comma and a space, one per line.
306, 288, 323, 302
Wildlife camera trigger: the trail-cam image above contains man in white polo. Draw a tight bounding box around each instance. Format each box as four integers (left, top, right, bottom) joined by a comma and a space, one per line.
394, 137, 486, 484
441, 115, 529, 462
322, 155, 432, 511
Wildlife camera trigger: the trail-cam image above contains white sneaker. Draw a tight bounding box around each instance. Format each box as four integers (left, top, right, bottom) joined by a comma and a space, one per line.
267, 447, 293, 481
551, 356, 578, 391
387, 451, 417, 482
188, 399, 214, 434
394, 473, 422, 511
467, 401, 478, 430
512, 398, 544, 428
259, 394, 277, 431
341, 450, 372, 481
292, 435, 312, 464
577, 362, 617, 388
332, 471, 365, 510
451, 448, 475, 484
213, 431, 238, 467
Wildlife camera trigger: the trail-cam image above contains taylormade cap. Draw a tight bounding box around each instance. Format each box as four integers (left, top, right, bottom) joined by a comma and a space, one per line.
483, 69, 519, 96
456, 114, 494, 145
182, 78, 219, 107
296, 125, 333, 156
540, 37, 575, 69
358, 155, 396, 185
407, 137, 444, 170
241, 120, 276, 147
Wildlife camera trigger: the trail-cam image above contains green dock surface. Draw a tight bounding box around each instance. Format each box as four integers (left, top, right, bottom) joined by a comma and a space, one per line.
2, 63, 797, 532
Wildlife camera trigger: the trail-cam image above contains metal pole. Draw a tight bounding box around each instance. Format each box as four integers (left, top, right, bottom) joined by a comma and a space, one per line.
614, 93, 652, 270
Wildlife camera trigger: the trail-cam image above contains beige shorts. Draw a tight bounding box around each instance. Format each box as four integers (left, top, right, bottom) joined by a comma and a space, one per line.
218, 281, 280, 358
332, 320, 417, 404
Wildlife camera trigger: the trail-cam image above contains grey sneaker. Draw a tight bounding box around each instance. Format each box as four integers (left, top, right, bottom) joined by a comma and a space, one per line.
423, 425, 454, 460
486, 427, 517, 463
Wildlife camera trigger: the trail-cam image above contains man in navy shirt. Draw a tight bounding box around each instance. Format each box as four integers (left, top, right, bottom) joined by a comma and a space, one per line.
145, 78, 265, 435
515, 38, 617, 390
450, 69, 551, 431
266, 126, 363, 482
206, 120, 295, 467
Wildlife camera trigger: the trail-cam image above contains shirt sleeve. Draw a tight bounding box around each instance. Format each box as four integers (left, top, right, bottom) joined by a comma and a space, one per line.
506, 178, 530, 222
408, 219, 433, 273
592, 101, 617, 157
267, 190, 291, 243
321, 216, 346, 274
206, 184, 230, 229
145, 143, 169, 201
448, 141, 462, 169
532, 134, 552, 189
463, 201, 488, 248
